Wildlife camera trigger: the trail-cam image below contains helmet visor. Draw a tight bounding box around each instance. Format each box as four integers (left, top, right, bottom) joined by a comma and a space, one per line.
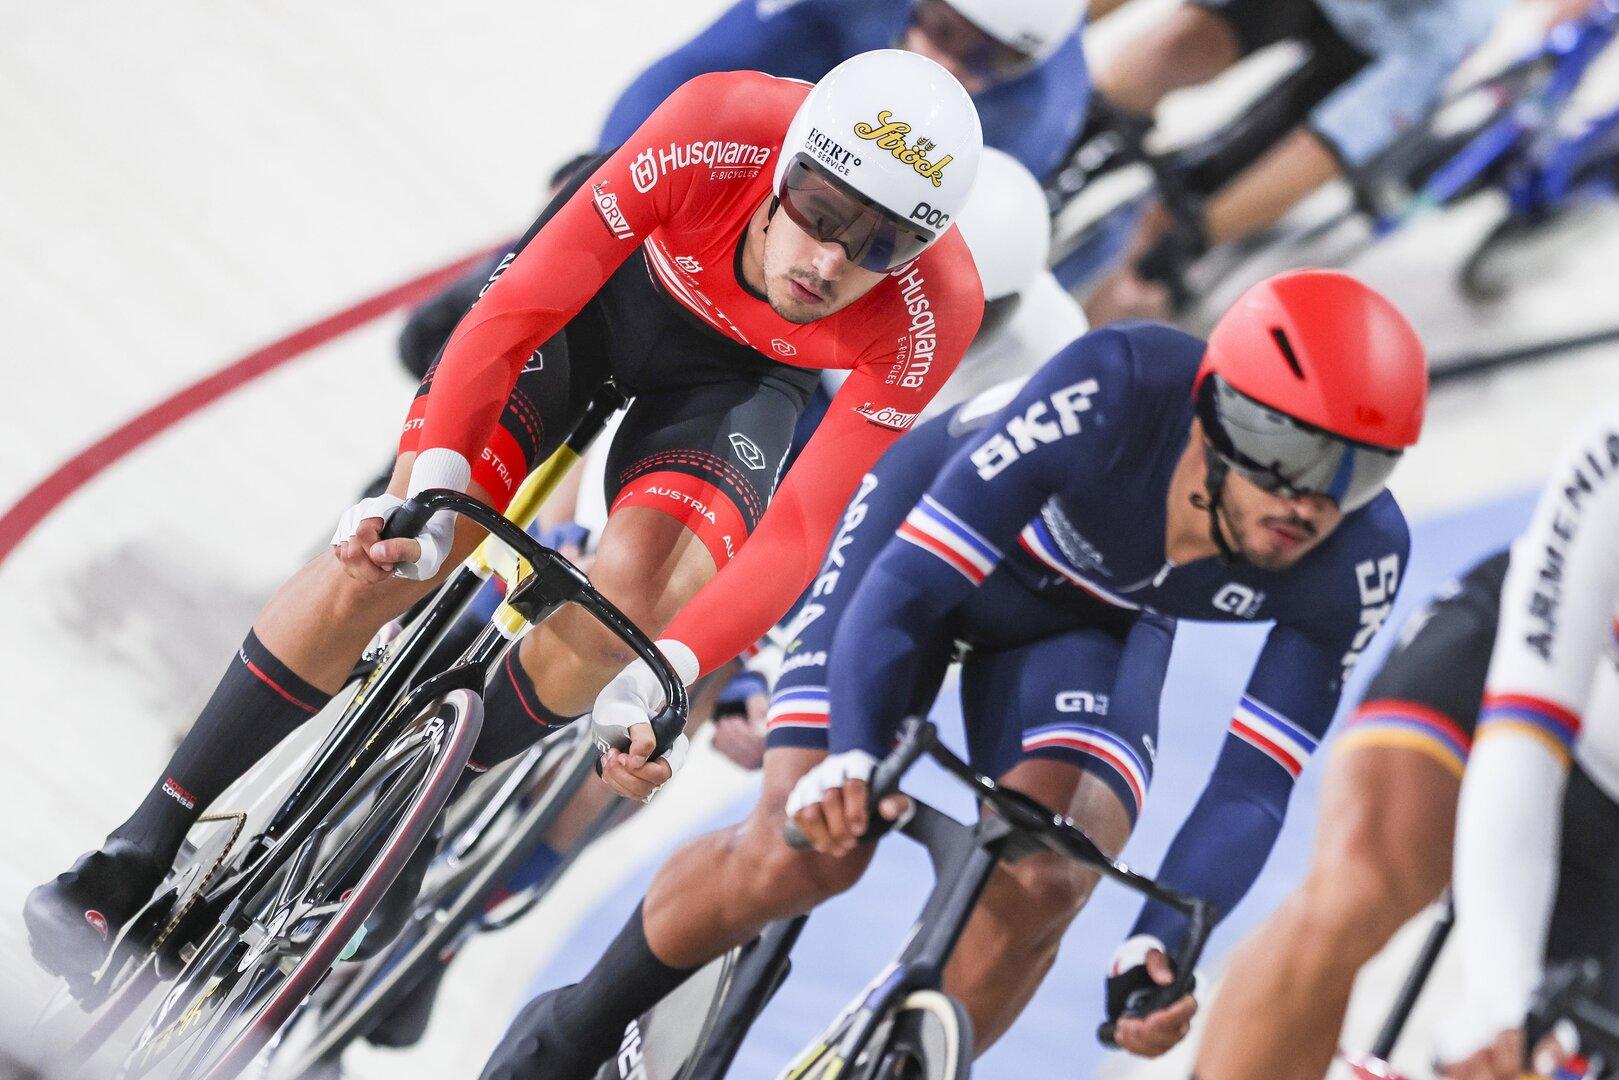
1197, 374, 1402, 512
778, 154, 936, 272
909, 0, 1041, 82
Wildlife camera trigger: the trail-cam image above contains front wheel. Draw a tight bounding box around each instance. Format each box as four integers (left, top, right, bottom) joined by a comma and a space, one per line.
856, 992, 972, 1080
114, 687, 481, 1080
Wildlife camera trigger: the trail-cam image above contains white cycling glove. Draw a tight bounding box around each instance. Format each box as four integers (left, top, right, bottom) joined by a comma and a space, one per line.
786, 749, 878, 818
591, 639, 701, 782
331, 448, 468, 580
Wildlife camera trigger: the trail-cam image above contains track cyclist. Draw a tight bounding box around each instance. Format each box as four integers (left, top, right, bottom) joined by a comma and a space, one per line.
1080, 0, 1509, 322
1436, 412, 1619, 1079
1194, 549, 1511, 1079
599, 0, 1090, 180
23, 50, 987, 981
480, 268, 1427, 1076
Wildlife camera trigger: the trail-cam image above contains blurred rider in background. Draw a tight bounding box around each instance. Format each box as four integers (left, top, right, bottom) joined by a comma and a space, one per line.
1079, 0, 1510, 323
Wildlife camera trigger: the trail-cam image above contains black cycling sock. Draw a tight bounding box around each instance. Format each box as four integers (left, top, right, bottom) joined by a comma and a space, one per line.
110, 630, 330, 867
469, 650, 581, 771
552, 901, 698, 1056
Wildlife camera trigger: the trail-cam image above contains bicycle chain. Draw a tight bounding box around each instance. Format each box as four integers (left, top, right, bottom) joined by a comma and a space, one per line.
149, 811, 249, 958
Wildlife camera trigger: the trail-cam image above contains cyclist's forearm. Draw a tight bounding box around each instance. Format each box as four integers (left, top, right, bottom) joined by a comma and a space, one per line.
1449, 726, 1567, 1045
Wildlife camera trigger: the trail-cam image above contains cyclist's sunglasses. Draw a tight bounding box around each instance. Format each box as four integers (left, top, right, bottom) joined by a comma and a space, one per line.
1197, 373, 1402, 512
777, 154, 936, 271
908, 0, 1040, 83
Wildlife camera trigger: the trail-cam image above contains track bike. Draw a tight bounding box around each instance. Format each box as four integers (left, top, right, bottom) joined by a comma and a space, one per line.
35, 383, 688, 1080
769, 716, 1214, 1080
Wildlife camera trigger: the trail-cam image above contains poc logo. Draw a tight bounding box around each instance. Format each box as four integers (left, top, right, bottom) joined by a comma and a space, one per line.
971, 379, 1100, 480
1212, 583, 1265, 619
911, 202, 951, 228
1056, 690, 1109, 715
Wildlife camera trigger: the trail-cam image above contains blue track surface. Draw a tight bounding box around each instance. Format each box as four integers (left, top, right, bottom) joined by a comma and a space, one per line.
522, 488, 1536, 1078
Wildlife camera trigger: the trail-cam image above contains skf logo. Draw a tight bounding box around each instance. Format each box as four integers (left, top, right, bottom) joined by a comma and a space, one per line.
911, 202, 950, 228
675, 255, 702, 274
591, 183, 635, 241
854, 402, 919, 431
771, 338, 796, 356
853, 111, 954, 188
730, 432, 767, 470
1342, 554, 1401, 673
971, 379, 1100, 480
1212, 583, 1265, 619
1055, 690, 1109, 715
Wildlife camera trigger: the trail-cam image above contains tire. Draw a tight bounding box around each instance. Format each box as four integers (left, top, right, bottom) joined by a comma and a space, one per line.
267, 726, 599, 1076
113, 688, 481, 1080
857, 992, 972, 1080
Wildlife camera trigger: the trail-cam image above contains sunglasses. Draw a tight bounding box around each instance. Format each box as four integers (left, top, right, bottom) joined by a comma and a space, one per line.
778, 154, 937, 271
909, 0, 1040, 83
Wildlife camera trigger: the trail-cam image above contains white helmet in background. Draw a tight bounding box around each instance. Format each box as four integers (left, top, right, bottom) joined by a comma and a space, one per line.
946, 0, 1088, 64
774, 49, 983, 269
954, 147, 1050, 300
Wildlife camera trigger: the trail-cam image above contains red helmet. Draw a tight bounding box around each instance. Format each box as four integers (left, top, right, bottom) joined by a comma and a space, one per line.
1195, 270, 1428, 512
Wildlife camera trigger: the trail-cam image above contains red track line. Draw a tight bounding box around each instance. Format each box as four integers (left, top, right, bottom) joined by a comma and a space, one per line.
0, 245, 506, 569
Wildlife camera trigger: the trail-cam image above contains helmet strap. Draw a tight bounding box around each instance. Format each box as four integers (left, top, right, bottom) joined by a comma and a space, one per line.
1195, 443, 1244, 565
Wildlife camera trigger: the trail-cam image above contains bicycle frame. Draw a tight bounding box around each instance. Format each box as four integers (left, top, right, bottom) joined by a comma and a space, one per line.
779, 718, 1213, 1077
1378, 0, 1619, 232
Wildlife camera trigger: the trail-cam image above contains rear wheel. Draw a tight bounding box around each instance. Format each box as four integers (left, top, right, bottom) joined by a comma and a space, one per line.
114, 688, 480, 1080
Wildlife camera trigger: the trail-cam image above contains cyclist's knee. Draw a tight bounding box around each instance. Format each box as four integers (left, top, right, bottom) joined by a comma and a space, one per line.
1300, 810, 1444, 949
997, 853, 1097, 939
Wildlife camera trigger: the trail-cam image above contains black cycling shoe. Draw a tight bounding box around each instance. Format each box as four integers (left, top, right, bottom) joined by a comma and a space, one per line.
348, 815, 442, 962
362, 959, 449, 1048
24, 839, 166, 977
479, 986, 608, 1080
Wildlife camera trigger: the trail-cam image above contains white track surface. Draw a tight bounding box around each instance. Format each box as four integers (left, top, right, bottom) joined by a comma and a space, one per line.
3, 2, 1619, 1078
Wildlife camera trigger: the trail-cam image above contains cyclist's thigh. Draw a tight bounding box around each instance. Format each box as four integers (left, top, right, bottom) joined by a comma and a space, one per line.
766, 417, 967, 753
1192, 0, 1321, 57
1309, 45, 1465, 171
959, 613, 1171, 829
1547, 764, 1619, 1006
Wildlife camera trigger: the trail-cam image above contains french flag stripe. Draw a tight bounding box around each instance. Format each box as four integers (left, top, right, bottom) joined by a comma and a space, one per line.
1016, 523, 1139, 610
1022, 724, 1147, 813
1231, 697, 1316, 778
767, 686, 829, 730
897, 499, 1000, 584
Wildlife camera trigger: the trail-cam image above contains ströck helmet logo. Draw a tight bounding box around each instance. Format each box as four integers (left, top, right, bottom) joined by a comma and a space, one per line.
853, 112, 954, 188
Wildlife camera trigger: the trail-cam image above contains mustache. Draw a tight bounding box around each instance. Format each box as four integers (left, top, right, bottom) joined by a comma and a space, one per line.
1261, 514, 1318, 538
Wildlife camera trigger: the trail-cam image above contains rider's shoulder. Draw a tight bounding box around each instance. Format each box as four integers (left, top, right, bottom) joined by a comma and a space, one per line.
660, 69, 810, 133
1033, 322, 1202, 404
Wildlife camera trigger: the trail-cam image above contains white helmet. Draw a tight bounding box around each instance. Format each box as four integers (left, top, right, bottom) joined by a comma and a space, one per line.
953, 148, 1050, 300
774, 49, 983, 269
946, 0, 1088, 65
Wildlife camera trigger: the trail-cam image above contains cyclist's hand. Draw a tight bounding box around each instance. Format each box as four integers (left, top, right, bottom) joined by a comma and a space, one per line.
592, 641, 699, 800
712, 670, 769, 770
331, 494, 454, 581
1437, 1028, 1525, 1080
1107, 935, 1196, 1057
601, 725, 690, 802
785, 750, 908, 857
